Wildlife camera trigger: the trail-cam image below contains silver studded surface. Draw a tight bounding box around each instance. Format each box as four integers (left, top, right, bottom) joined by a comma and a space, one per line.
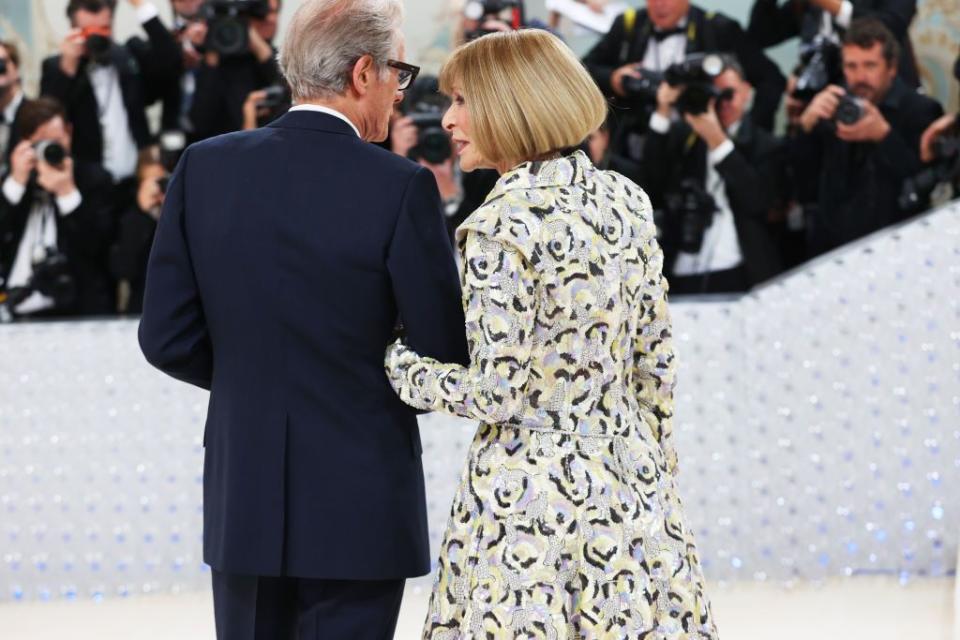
1, 201, 958, 603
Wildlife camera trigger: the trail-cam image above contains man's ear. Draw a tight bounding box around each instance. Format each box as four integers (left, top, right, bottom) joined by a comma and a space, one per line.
350, 54, 376, 97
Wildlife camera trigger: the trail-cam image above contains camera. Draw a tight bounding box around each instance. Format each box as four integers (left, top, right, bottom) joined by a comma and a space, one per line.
81, 26, 113, 64
203, 0, 271, 57
621, 69, 664, 104
625, 55, 732, 115
663, 54, 731, 116
402, 76, 452, 165
793, 36, 842, 101
899, 128, 960, 212
159, 130, 187, 173
834, 94, 864, 125
33, 140, 67, 167
3, 250, 78, 318
664, 178, 718, 254
255, 84, 291, 125
463, 0, 522, 41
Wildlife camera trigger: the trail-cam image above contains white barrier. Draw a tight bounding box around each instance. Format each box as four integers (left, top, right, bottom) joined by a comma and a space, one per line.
1, 200, 958, 603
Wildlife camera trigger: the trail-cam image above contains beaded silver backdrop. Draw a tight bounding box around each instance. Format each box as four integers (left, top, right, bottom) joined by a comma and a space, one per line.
1, 201, 958, 603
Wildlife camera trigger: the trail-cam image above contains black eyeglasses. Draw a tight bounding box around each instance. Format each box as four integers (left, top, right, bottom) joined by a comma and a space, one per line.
386, 59, 420, 91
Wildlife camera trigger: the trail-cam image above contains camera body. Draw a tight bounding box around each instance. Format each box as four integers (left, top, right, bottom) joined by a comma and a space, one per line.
899, 126, 960, 212
664, 178, 719, 254
33, 140, 67, 167
463, 0, 522, 41
664, 53, 729, 116
402, 76, 452, 165
624, 54, 730, 116
834, 94, 865, 125
203, 0, 271, 57
793, 36, 842, 101
81, 26, 113, 64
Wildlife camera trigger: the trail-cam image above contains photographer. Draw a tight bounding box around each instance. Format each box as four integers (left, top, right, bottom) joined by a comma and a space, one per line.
794, 18, 942, 256
387, 76, 499, 242
189, 0, 284, 141
0, 98, 114, 319
748, 0, 919, 87
109, 151, 168, 313
0, 41, 27, 171
582, 0, 785, 162
39, 0, 181, 190
642, 55, 785, 294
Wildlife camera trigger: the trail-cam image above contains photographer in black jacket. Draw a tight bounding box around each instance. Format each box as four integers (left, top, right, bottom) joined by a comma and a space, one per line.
583, 0, 785, 164
189, 0, 285, 141
643, 54, 785, 294
39, 0, 180, 190
794, 18, 942, 256
748, 0, 920, 87
0, 98, 114, 318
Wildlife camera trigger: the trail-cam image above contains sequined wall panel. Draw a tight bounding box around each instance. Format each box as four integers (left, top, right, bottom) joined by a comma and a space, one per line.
1, 202, 958, 603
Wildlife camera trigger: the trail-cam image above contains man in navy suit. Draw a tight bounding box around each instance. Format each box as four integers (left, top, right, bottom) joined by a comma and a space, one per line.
138, 0, 469, 637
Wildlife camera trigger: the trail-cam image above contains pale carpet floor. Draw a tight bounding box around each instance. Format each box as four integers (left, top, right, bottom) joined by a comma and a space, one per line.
0, 577, 955, 639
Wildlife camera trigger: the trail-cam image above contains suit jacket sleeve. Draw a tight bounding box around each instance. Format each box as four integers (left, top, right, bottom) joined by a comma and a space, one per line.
128, 17, 183, 107
385, 227, 537, 423
873, 97, 943, 181
59, 167, 115, 257
723, 19, 786, 131
747, 0, 803, 48
138, 147, 213, 390
632, 214, 679, 475
852, 0, 916, 44
386, 166, 470, 366
583, 13, 629, 96
40, 56, 78, 104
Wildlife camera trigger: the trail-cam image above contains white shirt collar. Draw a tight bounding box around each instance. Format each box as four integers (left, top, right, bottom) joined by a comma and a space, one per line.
2, 90, 24, 124
288, 104, 361, 138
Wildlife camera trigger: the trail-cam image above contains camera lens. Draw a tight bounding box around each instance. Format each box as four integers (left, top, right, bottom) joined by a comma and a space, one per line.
35, 141, 66, 167
86, 34, 112, 62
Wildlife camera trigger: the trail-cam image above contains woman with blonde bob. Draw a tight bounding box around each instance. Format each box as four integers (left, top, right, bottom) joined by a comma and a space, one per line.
385, 30, 719, 639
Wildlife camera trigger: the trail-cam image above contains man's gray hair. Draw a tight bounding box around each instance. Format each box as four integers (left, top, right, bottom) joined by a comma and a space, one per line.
279, 0, 404, 101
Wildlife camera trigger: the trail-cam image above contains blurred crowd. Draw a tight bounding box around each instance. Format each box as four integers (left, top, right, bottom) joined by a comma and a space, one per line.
0, 0, 958, 319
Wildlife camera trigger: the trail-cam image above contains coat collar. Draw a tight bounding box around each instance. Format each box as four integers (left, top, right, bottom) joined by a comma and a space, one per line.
483, 150, 594, 204
267, 110, 360, 137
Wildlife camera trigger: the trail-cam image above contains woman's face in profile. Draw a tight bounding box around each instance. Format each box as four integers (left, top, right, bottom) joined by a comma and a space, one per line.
442, 86, 487, 172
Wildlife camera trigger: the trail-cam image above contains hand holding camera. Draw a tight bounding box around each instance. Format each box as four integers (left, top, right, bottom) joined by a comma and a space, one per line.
390, 115, 419, 158
655, 80, 683, 117
800, 84, 843, 133
36, 155, 77, 199
835, 98, 890, 143
920, 113, 958, 164
9, 141, 37, 186
683, 102, 728, 150
59, 28, 88, 77
610, 63, 643, 98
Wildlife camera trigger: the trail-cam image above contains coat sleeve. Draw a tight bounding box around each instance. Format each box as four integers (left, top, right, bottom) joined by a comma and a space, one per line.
386, 166, 470, 366
723, 18, 786, 132
632, 209, 679, 475
138, 147, 213, 390
385, 225, 538, 424
582, 13, 630, 96
747, 0, 802, 48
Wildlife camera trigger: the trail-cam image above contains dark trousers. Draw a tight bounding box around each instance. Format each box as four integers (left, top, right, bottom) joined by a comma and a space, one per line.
212, 570, 406, 640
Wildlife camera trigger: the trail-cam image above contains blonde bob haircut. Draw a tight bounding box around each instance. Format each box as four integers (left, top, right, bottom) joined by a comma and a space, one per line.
439, 30, 607, 168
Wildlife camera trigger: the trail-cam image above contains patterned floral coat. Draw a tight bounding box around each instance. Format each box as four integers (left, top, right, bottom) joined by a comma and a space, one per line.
385, 151, 718, 639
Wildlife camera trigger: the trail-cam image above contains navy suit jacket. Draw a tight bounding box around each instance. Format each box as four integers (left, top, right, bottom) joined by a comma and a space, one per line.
138, 110, 469, 579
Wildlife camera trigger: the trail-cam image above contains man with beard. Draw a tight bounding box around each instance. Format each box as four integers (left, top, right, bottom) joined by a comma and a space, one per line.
793, 17, 942, 255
